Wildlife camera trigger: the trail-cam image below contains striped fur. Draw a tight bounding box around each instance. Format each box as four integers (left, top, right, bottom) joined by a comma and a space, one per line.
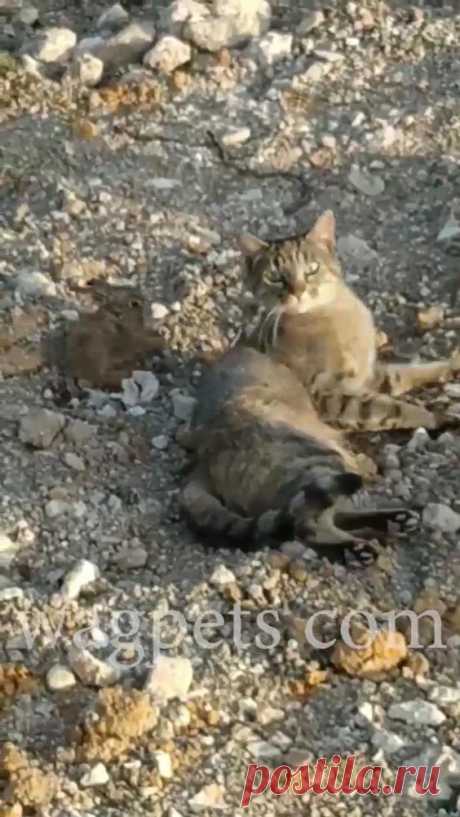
240, 211, 460, 432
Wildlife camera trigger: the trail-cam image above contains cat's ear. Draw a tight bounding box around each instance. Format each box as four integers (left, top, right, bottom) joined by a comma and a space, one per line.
306, 210, 336, 253
239, 234, 269, 256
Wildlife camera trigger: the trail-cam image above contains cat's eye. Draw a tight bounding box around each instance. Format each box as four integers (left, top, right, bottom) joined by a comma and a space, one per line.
305, 261, 320, 278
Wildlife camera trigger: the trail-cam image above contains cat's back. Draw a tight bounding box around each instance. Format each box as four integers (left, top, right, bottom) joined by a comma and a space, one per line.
192, 345, 310, 429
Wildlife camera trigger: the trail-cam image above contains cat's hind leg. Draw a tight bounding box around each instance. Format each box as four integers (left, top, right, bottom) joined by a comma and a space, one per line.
181, 468, 254, 543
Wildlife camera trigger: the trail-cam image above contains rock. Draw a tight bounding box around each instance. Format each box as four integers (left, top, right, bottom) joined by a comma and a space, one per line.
220, 127, 251, 147
332, 628, 407, 678
444, 382, 460, 399
388, 699, 446, 726
19, 409, 65, 448
210, 564, 236, 586
428, 685, 460, 705
0, 586, 24, 601
45, 499, 70, 519
64, 452, 85, 471
153, 751, 173, 779
75, 21, 155, 69
337, 234, 378, 267
145, 656, 193, 702
118, 378, 140, 408
60, 559, 99, 601
68, 646, 121, 687
253, 31, 292, 66
143, 35, 191, 73
162, 0, 210, 36
24, 26, 76, 63
371, 728, 405, 754
302, 61, 331, 83
416, 304, 444, 331
64, 419, 96, 446
151, 303, 169, 320
280, 541, 307, 560
133, 370, 160, 403
438, 213, 460, 242
0, 531, 20, 569
184, 0, 270, 51
96, 3, 129, 31
18, 4, 39, 25
117, 546, 148, 569
81, 762, 110, 787
171, 389, 197, 422
190, 783, 226, 811
349, 166, 385, 197
0, 0, 23, 15
422, 503, 460, 534
407, 745, 460, 801
152, 434, 168, 450
71, 53, 104, 86
46, 664, 76, 691
405, 652, 430, 678
16, 270, 56, 297
407, 427, 430, 452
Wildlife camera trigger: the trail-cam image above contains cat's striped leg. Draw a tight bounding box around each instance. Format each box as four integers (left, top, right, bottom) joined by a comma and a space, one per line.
318, 390, 453, 431
181, 468, 255, 543
373, 350, 460, 397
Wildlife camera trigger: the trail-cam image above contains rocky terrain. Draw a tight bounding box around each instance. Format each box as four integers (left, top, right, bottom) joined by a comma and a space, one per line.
1, 0, 460, 815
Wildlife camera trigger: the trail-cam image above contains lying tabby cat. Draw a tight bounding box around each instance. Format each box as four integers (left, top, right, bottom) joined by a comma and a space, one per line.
239, 211, 460, 431
180, 345, 406, 552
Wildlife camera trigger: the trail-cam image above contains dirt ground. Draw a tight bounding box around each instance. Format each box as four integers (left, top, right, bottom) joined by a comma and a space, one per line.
1, 1, 460, 815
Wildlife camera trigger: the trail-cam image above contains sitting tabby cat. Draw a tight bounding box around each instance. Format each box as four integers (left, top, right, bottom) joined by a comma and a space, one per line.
180, 345, 406, 552
239, 211, 460, 432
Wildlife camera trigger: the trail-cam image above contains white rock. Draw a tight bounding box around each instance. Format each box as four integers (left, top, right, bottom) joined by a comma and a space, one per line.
349, 166, 385, 196
253, 31, 293, 66
210, 564, 236, 586
151, 177, 180, 190
71, 53, 104, 86
68, 646, 121, 687
371, 728, 405, 754
119, 377, 140, 408
20, 55, 44, 77
152, 434, 168, 450
25, 26, 76, 63
184, 0, 270, 51
145, 656, 193, 702
18, 5, 39, 25
302, 61, 331, 83
75, 21, 155, 69
46, 664, 77, 691
19, 409, 65, 448
428, 685, 460, 705
151, 302, 169, 320
128, 405, 146, 417
64, 452, 85, 471
190, 783, 226, 811
60, 559, 99, 601
438, 213, 460, 242
81, 762, 110, 787
388, 699, 446, 726
162, 0, 210, 37
45, 499, 70, 519
0, 531, 20, 569
337, 234, 378, 267
220, 127, 251, 147
144, 35, 191, 73
16, 270, 56, 297
96, 3, 129, 30
422, 503, 460, 534
0, 586, 24, 601
133, 370, 160, 403
171, 389, 197, 422
154, 751, 173, 779
444, 382, 460, 399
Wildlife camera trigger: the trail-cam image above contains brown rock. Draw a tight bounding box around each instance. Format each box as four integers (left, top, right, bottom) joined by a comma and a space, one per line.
331, 628, 407, 678
417, 305, 444, 332
78, 686, 158, 762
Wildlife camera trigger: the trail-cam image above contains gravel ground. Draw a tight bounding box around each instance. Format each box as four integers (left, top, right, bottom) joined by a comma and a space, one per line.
1, 1, 460, 816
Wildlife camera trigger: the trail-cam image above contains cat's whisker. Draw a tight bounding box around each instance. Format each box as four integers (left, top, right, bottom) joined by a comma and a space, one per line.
271, 306, 284, 349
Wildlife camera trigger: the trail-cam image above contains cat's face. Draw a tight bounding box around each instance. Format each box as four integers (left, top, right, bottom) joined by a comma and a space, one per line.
239, 210, 342, 319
